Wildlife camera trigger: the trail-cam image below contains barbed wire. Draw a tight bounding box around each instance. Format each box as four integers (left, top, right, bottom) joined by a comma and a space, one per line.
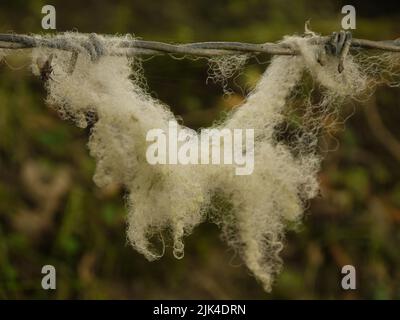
0, 33, 400, 59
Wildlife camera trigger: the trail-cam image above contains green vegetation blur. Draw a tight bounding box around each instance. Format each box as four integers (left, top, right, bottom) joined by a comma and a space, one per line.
0, 0, 400, 299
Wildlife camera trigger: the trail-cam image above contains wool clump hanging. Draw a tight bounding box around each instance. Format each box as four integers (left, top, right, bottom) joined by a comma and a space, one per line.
22, 32, 400, 292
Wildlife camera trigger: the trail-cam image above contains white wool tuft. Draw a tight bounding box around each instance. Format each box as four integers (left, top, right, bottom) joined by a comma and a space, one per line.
31, 33, 400, 292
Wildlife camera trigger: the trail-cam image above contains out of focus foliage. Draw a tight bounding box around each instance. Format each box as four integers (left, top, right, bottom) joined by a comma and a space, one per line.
0, 0, 400, 299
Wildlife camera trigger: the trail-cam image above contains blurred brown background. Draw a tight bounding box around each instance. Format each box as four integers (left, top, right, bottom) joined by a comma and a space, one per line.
0, 0, 400, 299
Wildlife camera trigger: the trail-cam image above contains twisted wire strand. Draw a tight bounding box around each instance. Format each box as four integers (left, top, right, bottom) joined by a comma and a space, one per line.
1, 33, 400, 57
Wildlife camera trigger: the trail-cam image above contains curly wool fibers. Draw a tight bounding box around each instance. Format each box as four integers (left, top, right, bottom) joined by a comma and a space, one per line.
31, 33, 398, 292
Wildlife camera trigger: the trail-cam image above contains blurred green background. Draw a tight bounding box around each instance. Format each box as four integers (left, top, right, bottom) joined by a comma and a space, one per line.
0, 0, 400, 299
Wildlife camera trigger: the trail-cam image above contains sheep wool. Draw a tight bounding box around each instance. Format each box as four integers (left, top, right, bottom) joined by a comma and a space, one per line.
30, 33, 399, 292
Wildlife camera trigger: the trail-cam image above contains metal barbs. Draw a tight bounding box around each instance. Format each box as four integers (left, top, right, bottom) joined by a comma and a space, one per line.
338, 32, 352, 73
67, 33, 106, 75
81, 33, 106, 62
324, 30, 353, 73
304, 22, 352, 73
